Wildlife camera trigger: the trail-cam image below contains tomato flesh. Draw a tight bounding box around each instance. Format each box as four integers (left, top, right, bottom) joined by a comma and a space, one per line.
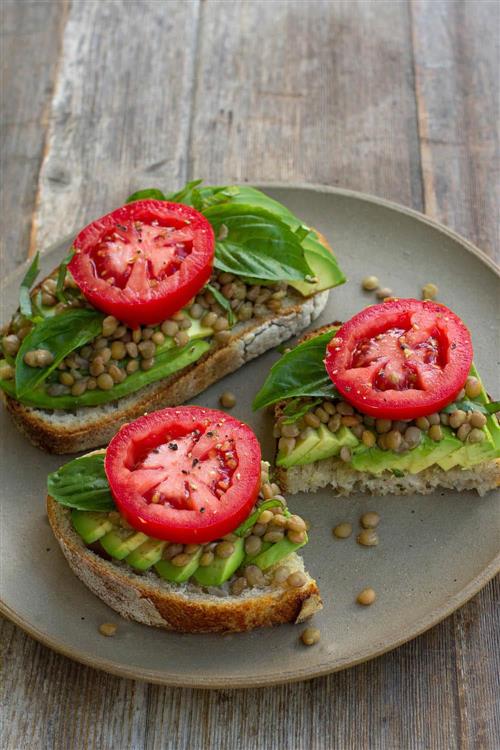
324, 299, 473, 420
105, 407, 262, 543
68, 200, 214, 326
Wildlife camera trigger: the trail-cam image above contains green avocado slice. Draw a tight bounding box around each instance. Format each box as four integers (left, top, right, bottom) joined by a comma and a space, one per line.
126, 539, 167, 571
407, 430, 462, 474
71, 510, 114, 544
155, 548, 203, 583
277, 427, 321, 468
251, 535, 308, 571
100, 529, 149, 560
193, 538, 245, 586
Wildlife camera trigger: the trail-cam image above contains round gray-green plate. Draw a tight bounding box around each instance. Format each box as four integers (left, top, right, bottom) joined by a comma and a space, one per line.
1, 185, 499, 688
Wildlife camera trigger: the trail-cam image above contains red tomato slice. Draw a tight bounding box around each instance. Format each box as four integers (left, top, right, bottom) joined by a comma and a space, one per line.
68, 200, 214, 326
104, 407, 262, 543
324, 299, 473, 420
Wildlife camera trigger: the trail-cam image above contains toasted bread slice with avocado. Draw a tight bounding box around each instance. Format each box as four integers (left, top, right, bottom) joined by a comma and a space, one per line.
3, 231, 333, 454
47, 486, 322, 634
272, 327, 500, 497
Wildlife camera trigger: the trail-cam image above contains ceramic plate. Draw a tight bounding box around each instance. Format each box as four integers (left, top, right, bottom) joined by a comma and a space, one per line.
1, 185, 499, 688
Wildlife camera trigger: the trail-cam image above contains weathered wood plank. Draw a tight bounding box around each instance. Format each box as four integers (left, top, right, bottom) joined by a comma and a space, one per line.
411, 0, 499, 260
188, 0, 423, 210
452, 576, 500, 749
0, 0, 66, 275
32, 0, 201, 252
2, 1, 499, 749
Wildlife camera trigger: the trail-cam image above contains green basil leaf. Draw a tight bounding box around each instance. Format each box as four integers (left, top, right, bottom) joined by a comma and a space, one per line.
205, 204, 314, 282
485, 401, 500, 414
234, 499, 284, 537
47, 454, 115, 511
126, 187, 168, 203
205, 283, 235, 326
281, 398, 323, 424
19, 252, 40, 319
165, 180, 203, 205
252, 328, 340, 410
11, 338, 211, 408
55, 249, 75, 302
15, 309, 104, 399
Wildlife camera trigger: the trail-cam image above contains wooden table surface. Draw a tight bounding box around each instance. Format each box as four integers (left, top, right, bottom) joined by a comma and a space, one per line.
1, 1, 499, 748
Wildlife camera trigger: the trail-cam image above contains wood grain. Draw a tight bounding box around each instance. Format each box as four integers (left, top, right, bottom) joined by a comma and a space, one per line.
1, 0, 499, 749
32, 0, 201, 252
411, 0, 500, 260
189, 0, 423, 209
0, 0, 66, 276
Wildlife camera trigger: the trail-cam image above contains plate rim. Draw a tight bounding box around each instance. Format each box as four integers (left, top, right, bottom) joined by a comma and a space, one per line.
1, 182, 499, 688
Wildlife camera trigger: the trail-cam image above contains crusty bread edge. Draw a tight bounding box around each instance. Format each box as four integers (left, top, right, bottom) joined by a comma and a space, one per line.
5, 290, 329, 453
273, 325, 500, 497
46, 496, 322, 633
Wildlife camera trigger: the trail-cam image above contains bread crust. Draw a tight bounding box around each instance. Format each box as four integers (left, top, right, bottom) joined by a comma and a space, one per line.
273, 324, 500, 497
3, 289, 329, 453
47, 496, 322, 633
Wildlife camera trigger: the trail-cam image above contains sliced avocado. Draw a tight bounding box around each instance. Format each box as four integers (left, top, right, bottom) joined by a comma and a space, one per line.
193, 538, 246, 586
251, 535, 308, 571
100, 528, 149, 560
155, 547, 203, 583
156, 315, 214, 356
286, 424, 358, 466
243, 541, 272, 566
277, 427, 321, 468
407, 429, 462, 474
351, 445, 413, 475
298, 424, 342, 464
71, 510, 115, 544
439, 423, 498, 470
126, 538, 166, 571
288, 235, 345, 296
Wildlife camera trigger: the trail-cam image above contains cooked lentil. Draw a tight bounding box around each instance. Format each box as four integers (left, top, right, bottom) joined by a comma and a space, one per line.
333, 522, 352, 539
357, 529, 379, 547
361, 275, 379, 291
287, 571, 307, 588
356, 588, 376, 606
360, 512, 380, 529
301, 627, 321, 646
99, 622, 117, 637
421, 282, 438, 300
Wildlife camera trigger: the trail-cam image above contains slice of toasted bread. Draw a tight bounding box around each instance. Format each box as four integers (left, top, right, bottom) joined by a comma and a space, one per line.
47, 496, 322, 633
3, 288, 329, 453
273, 326, 500, 497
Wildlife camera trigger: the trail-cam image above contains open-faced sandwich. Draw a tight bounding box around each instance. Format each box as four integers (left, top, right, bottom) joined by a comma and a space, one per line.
254, 299, 500, 496
47, 406, 322, 633
0, 182, 344, 453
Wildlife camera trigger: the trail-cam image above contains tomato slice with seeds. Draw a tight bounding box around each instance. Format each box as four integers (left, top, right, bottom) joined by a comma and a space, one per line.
105, 407, 262, 543
68, 200, 214, 326
324, 299, 473, 420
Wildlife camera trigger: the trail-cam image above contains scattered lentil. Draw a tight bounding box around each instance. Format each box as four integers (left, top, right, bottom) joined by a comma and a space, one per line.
357, 588, 376, 606
287, 571, 307, 588
470, 411, 487, 428
465, 376, 481, 399
376, 287, 393, 299
428, 424, 443, 441
421, 282, 438, 300
333, 522, 352, 539
468, 428, 485, 443
99, 623, 117, 637
360, 512, 380, 529
301, 627, 321, 646
357, 529, 379, 547
361, 275, 379, 291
